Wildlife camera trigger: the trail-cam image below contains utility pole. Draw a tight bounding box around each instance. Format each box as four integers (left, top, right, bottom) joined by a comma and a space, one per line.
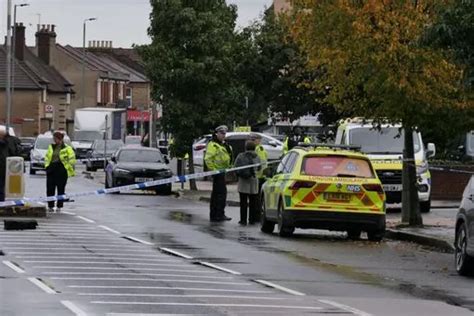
6, 0, 12, 132
82, 17, 97, 107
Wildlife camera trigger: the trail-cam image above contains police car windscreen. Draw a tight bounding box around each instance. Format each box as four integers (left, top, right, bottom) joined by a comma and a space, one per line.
301, 156, 375, 178
349, 127, 421, 154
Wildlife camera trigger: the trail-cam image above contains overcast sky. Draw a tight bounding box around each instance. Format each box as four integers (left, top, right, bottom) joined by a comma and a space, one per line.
0, 0, 273, 48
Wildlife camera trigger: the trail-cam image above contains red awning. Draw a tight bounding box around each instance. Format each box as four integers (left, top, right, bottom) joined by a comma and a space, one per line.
127, 110, 150, 122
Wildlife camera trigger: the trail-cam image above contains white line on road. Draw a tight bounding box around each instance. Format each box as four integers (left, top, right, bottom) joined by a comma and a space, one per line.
51, 277, 250, 285
123, 236, 153, 245
24, 259, 178, 264
34, 267, 204, 271
198, 262, 242, 275
318, 299, 373, 316
77, 216, 95, 223
43, 272, 232, 279
20, 256, 175, 261
253, 280, 305, 296
98, 225, 121, 235
69, 285, 271, 293
0, 242, 130, 246
8, 248, 155, 252
32, 262, 185, 267
80, 293, 283, 300
159, 247, 194, 259
90, 301, 322, 310
61, 211, 76, 215
2, 260, 25, 273
28, 277, 57, 294
61, 300, 87, 316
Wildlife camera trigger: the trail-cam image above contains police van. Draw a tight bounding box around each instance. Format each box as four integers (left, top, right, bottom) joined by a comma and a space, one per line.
334, 118, 436, 213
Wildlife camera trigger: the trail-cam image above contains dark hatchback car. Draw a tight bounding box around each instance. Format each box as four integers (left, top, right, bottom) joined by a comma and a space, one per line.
86, 139, 124, 171
455, 176, 474, 276
19, 137, 36, 160
105, 147, 173, 195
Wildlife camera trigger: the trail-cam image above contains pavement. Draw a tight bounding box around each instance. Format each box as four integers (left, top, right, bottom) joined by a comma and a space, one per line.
175, 180, 459, 253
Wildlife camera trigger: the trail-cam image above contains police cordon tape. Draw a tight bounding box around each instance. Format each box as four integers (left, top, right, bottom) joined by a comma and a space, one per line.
0, 160, 280, 208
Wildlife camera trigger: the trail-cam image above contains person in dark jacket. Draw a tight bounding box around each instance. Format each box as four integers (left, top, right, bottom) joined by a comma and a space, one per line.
234, 140, 261, 225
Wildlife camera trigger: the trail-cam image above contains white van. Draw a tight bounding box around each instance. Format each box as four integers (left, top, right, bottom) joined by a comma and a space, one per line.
335, 118, 436, 212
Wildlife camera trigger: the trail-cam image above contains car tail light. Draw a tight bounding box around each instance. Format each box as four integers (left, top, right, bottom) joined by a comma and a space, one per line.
363, 184, 384, 193
194, 144, 206, 151
289, 181, 315, 190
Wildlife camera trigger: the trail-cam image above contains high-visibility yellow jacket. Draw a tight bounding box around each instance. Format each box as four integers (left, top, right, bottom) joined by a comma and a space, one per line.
204, 140, 232, 171
45, 144, 76, 177
255, 144, 268, 179
283, 136, 311, 154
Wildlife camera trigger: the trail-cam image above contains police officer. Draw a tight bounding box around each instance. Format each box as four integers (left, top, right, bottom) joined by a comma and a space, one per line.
204, 125, 233, 222
250, 133, 267, 191
45, 131, 76, 212
283, 126, 311, 154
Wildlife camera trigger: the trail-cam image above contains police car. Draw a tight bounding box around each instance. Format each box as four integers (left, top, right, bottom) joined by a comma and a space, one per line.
260, 144, 386, 241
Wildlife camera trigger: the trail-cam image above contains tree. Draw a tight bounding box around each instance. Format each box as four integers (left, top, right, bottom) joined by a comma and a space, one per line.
139, 0, 246, 190
285, 0, 466, 226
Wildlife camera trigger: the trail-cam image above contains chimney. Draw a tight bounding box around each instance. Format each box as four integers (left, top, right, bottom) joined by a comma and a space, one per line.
35, 24, 57, 65
14, 23, 26, 61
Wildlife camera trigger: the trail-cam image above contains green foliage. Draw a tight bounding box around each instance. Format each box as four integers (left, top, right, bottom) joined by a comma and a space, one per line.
139, 0, 246, 157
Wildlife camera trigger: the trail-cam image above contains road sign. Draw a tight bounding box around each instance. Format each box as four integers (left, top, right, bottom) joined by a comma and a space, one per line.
45, 104, 54, 113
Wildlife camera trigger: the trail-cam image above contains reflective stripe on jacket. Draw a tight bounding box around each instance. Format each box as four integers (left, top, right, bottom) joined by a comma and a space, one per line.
204, 140, 232, 171
255, 144, 268, 178
45, 144, 76, 177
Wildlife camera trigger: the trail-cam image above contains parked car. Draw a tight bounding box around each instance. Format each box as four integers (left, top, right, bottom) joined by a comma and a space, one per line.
19, 137, 35, 161
125, 135, 142, 147
260, 145, 386, 240
29, 132, 72, 175
85, 139, 124, 172
193, 132, 283, 169
105, 147, 173, 195
455, 175, 474, 276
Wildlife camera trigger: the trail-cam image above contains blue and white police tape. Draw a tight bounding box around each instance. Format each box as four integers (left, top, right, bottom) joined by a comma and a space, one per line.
0, 160, 280, 208
428, 166, 474, 175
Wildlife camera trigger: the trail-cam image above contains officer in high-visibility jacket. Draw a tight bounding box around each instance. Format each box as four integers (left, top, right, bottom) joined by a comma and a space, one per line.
44, 131, 76, 212
204, 125, 233, 222
250, 133, 268, 190
283, 126, 311, 154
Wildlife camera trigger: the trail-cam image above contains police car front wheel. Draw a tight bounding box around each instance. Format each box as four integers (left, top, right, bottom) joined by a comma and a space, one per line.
278, 202, 294, 237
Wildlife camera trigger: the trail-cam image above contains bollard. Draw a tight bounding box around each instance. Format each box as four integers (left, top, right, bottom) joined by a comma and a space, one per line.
6, 157, 24, 199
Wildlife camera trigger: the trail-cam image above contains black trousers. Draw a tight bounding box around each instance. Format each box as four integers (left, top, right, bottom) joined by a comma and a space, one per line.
239, 193, 258, 223
210, 173, 227, 220
46, 162, 68, 208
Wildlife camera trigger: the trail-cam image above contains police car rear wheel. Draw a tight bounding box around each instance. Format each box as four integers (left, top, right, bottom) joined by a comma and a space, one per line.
260, 195, 275, 234
278, 202, 294, 237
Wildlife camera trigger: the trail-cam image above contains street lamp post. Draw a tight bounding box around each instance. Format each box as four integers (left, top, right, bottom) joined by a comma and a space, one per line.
5, 0, 12, 132
82, 17, 97, 107
11, 3, 30, 122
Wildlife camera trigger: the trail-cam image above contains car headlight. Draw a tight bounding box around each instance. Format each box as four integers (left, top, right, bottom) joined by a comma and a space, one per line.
114, 168, 131, 174
416, 162, 428, 175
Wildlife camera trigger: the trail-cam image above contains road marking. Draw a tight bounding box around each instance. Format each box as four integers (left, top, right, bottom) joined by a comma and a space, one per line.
8, 248, 154, 252
43, 272, 232, 279
28, 277, 57, 294
318, 299, 372, 316
17, 254, 164, 259
70, 285, 272, 293
80, 293, 282, 300
51, 277, 250, 285
2, 245, 144, 249
159, 247, 194, 259
61, 211, 76, 215
24, 259, 178, 264
0, 242, 129, 246
32, 262, 185, 267
122, 236, 153, 245
2, 260, 25, 273
198, 262, 242, 275
90, 301, 322, 310
253, 280, 305, 296
77, 216, 95, 223
34, 266, 202, 271
99, 225, 121, 235
61, 300, 87, 316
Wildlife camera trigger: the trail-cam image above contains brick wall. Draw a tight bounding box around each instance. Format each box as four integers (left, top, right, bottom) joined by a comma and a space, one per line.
431, 165, 474, 200
130, 82, 150, 109
0, 90, 42, 136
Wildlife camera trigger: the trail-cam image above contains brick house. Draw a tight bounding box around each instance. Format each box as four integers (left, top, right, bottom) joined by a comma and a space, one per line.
0, 23, 73, 136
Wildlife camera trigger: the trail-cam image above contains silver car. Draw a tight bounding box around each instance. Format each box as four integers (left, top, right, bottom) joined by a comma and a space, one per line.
192, 132, 283, 170
455, 175, 474, 276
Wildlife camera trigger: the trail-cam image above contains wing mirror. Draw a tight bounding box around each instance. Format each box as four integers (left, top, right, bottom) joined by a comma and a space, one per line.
426, 143, 436, 158
164, 156, 170, 164
268, 140, 278, 147
263, 166, 276, 178
110, 156, 116, 163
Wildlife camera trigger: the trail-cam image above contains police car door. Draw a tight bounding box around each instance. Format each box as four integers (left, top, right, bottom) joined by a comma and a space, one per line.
266, 153, 297, 219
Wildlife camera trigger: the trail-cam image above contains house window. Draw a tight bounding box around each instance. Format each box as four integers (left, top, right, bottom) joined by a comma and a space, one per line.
126, 87, 133, 108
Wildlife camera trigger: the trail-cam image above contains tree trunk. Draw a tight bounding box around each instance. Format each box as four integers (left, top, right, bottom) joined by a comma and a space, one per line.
188, 146, 198, 191
401, 126, 423, 226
